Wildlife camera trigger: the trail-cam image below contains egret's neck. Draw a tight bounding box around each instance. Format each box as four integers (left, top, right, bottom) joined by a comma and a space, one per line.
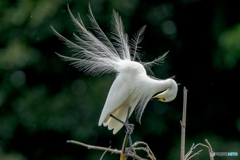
144, 77, 176, 95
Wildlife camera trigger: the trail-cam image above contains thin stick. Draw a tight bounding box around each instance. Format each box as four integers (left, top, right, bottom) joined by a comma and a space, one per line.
181, 87, 188, 160
67, 140, 144, 159
67, 140, 120, 152
205, 139, 214, 160
100, 146, 111, 160
120, 133, 129, 159
187, 149, 202, 160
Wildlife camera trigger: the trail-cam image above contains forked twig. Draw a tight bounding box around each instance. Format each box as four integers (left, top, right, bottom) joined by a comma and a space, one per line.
132, 141, 156, 160
186, 149, 202, 160
184, 143, 203, 160
184, 139, 214, 160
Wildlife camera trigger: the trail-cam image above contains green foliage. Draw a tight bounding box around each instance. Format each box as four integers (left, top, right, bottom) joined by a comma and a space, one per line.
215, 24, 240, 69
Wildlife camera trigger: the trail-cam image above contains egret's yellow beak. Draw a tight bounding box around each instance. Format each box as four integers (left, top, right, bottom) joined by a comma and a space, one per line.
159, 98, 166, 102
151, 96, 166, 102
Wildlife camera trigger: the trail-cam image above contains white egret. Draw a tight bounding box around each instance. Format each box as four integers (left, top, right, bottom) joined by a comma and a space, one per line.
51, 5, 178, 134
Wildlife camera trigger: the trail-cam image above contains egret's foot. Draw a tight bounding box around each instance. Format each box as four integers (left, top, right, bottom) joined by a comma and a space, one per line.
126, 124, 134, 134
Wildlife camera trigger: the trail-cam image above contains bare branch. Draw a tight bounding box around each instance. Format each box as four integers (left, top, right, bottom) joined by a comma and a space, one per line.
67, 140, 147, 160
184, 143, 205, 160
184, 143, 195, 159
205, 139, 213, 151
193, 143, 210, 150
205, 139, 214, 160
181, 87, 188, 160
100, 146, 111, 160
67, 140, 120, 153
133, 141, 149, 148
132, 141, 156, 160
184, 140, 215, 160
187, 149, 202, 160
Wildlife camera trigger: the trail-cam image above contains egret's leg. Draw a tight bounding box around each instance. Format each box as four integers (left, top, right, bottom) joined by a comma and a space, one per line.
124, 107, 135, 153
110, 106, 134, 134
110, 107, 134, 134
110, 106, 136, 157
109, 114, 126, 125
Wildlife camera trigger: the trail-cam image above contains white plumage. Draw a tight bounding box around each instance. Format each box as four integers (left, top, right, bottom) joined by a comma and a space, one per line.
52, 5, 178, 134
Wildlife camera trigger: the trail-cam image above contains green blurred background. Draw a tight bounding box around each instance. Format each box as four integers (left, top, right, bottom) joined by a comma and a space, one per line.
1, 0, 240, 159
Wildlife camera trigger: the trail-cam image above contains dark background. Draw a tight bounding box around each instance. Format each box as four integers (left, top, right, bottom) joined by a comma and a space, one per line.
1, 0, 240, 159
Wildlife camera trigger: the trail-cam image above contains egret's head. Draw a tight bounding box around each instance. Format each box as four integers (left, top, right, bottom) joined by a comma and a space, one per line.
152, 79, 178, 102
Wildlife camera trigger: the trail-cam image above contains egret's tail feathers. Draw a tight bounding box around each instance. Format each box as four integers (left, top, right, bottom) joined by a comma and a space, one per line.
110, 118, 124, 134
99, 106, 133, 134
99, 117, 124, 134
103, 117, 124, 134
